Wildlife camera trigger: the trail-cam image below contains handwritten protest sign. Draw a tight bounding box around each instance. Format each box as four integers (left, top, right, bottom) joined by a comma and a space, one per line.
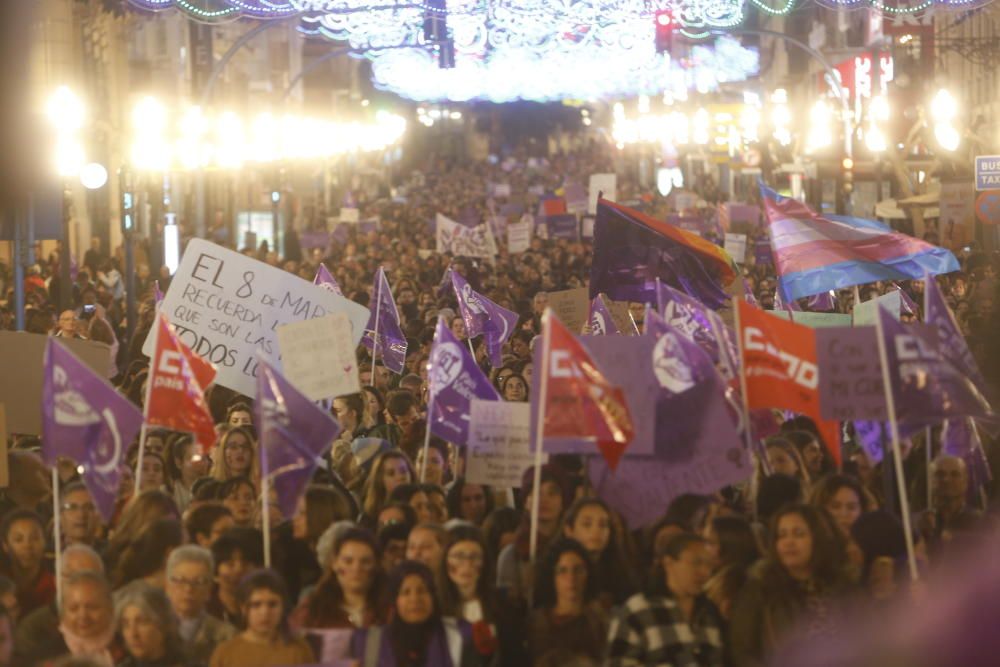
588, 173, 617, 214
724, 233, 748, 263
276, 313, 359, 401
853, 290, 901, 326
143, 239, 370, 398
0, 332, 111, 435
507, 220, 532, 254
466, 401, 542, 487
546, 288, 590, 334
436, 214, 497, 258
816, 327, 887, 421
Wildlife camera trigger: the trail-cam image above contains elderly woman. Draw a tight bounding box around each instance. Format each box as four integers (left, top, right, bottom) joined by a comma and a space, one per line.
115, 584, 186, 667
29, 571, 123, 667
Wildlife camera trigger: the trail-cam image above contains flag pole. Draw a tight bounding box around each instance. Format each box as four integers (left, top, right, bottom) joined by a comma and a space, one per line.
51, 467, 63, 609
135, 316, 160, 494
261, 472, 272, 568
420, 392, 435, 483
873, 308, 920, 582
731, 302, 759, 462
372, 268, 382, 366
529, 308, 553, 563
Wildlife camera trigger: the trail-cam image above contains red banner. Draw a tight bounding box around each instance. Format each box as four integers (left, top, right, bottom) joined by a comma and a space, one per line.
542, 312, 634, 470
146, 314, 218, 451
736, 301, 840, 464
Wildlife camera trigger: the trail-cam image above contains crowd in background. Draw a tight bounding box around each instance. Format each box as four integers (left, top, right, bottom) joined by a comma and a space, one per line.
0, 137, 998, 667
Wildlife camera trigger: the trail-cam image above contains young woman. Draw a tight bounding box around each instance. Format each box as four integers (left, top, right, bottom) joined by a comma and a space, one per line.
210, 427, 260, 484
350, 560, 481, 667
208, 528, 265, 628
446, 479, 494, 526
414, 439, 450, 487
0, 510, 54, 617
104, 490, 180, 573
137, 451, 167, 493
165, 433, 209, 512
439, 525, 500, 665
558, 498, 636, 607
810, 474, 876, 576
360, 451, 417, 525
388, 484, 434, 524
703, 516, 760, 619
729, 504, 853, 666
291, 526, 383, 631
218, 477, 257, 528
527, 538, 607, 667
185, 502, 235, 548
209, 569, 315, 667
361, 386, 386, 430
116, 583, 187, 667
225, 402, 254, 429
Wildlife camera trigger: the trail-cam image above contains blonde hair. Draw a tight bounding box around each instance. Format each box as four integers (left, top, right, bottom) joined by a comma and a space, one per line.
210, 426, 260, 484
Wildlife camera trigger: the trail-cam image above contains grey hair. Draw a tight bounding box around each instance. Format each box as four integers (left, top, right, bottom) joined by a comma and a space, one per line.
61, 571, 112, 617
63, 543, 104, 574
315, 521, 357, 569
114, 582, 180, 646
166, 544, 214, 578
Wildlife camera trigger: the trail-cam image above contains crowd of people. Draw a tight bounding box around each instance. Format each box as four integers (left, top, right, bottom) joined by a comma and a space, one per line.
0, 137, 998, 667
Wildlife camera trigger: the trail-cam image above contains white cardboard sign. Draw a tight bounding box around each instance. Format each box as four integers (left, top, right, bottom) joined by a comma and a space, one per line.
276, 313, 360, 401
144, 238, 370, 397
588, 173, 617, 214
724, 233, 748, 263
507, 220, 533, 254
466, 400, 543, 488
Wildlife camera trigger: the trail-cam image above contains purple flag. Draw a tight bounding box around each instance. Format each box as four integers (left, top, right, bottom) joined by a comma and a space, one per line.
446, 269, 518, 367
652, 281, 738, 376
588, 295, 621, 336
363, 267, 408, 374
806, 290, 836, 312
892, 283, 918, 317
313, 264, 344, 297
925, 276, 989, 399
41, 340, 143, 522
853, 420, 887, 464
941, 417, 991, 503
256, 357, 341, 519
877, 306, 992, 424
428, 317, 500, 445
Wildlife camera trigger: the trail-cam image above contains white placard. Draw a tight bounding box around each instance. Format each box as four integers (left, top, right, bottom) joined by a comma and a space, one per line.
493, 183, 511, 197
276, 313, 360, 401
507, 220, 533, 254
724, 233, 748, 263
467, 401, 543, 488
852, 290, 902, 326
436, 213, 498, 258
144, 238, 370, 397
581, 215, 596, 238
339, 207, 360, 223
588, 173, 617, 214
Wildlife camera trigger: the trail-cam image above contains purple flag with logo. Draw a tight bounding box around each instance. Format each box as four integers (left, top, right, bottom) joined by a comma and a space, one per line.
363, 267, 408, 374
428, 317, 501, 445
877, 306, 992, 424
256, 357, 341, 519
652, 281, 738, 376
446, 269, 518, 367
588, 295, 621, 336
925, 276, 989, 399
41, 340, 143, 522
941, 417, 991, 503
314, 264, 344, 297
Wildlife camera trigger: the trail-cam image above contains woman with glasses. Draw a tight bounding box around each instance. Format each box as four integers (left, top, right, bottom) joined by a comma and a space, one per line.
440, 525, 500, 666
210, 427, 259, 485
209, 569, 315, 667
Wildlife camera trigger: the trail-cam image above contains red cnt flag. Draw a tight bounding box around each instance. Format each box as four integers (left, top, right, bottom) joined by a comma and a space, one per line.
736, 300, 841, 465
540, 310, 634, 470
146, 313, 218, 452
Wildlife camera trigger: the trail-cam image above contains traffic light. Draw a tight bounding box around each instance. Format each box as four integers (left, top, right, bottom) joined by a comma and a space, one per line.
655, 10, 676, 54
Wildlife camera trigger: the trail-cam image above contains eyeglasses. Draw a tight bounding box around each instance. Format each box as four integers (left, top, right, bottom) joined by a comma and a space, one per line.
62, 502, 96, 513
169, 575, 210, 589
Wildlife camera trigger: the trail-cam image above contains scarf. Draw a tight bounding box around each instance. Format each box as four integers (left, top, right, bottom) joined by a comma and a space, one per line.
59, 622, 115, 667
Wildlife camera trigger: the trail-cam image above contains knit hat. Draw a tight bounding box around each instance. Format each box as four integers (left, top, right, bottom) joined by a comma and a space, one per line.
351, 438, 391, 473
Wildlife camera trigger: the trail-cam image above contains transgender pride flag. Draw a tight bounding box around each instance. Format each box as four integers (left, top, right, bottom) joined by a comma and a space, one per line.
760, 183, 959, 301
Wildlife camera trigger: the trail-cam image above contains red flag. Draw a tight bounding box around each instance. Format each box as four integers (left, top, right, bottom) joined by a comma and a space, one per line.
540, 310, 634, 470
736, 300, 840, 465
146, 313, 217, 452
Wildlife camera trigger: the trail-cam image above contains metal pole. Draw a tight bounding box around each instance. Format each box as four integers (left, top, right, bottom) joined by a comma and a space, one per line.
59, 185, 72, 312
13, 207, 25, 331
121, 168, 137, 347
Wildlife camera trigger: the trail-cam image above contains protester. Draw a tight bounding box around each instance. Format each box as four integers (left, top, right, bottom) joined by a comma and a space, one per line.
165, 545, 236, 665
446, 480, 494, 526
207, 528, 264, 628
406, 523, 447, 573
0, 509, 54, 617
439, 526, 498, 664
559, 498, 635, 607
58, 484, 101, 549
115, 583, 187, 667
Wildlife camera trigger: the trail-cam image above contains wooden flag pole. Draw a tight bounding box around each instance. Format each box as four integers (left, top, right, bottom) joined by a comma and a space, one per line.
731, 302, 758, 463
528, 309, 553, 563
873, 308, 920, 582
51, 468, 63, 609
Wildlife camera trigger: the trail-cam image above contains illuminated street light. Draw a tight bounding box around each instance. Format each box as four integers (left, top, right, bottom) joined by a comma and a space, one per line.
935, 124, 961, 152
79, 162, 108, 189
930, 89, 957, 122
46, 86, 85, 132
805, 100, 832, 154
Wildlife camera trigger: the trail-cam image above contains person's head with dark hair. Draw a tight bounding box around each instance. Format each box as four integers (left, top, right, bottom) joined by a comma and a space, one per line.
361, 385, 385, 428
225, 401, 253, 428
384, 389, 420, 436
405, 523, 448, 572
362, 450, 415, 518
389, 483, 433, 524
191, 477, 221, 502
446, 478, 494, 525
421, 484, 447, 524
112, 518, 184, 589
136, 449, 167, 493
4, 450, 50, 510
651, 532, 713, 600
766, 503, 848, 591
500, 372, 529, 402
0, 576, 17, 625
399, 373, 423, 396
415, 438, 450, 487
781, 415, 827, 453
663, 494, 713, 534
705, 516, 759, 571
440, 524, 495, 621
370, 560, 446, 664
483, 507, 520, 559
851, 510, 921, 601
0, 509, 45, 595
377, 522, 411, 573
785, 430, 829, 478
165, 433, 208, 495
217, 476, 257, 527
237, 569, 294, 643
333, 393, 366, 436
59, 482, 100, 548
185, 501, 235, 548
809, 474, 874, 537
755, 473, 803, 525
532, 537, 596, 611
211, 527, 265, 614
292, 485, 355, 548
376, 501, 418, 533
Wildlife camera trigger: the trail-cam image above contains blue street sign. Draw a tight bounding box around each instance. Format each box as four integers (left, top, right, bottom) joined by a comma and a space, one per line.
975, 155, 1000, 191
